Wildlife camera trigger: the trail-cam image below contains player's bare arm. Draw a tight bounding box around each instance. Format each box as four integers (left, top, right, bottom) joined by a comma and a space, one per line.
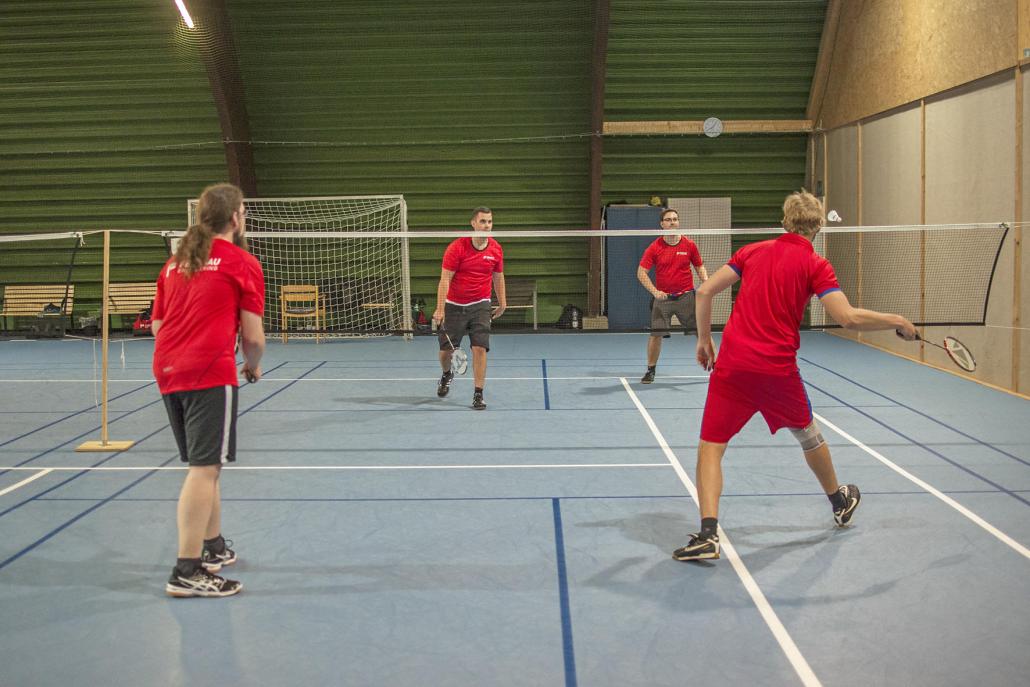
820, 290, 916, 339
432, 268, 455, 324
694, 265, 740, 370
636, 265, 666, 299
491, 272, 506, 319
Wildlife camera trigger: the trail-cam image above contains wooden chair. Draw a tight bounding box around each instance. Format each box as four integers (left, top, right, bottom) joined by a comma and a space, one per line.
494, 277, 537, 329
281, 284, 325, 343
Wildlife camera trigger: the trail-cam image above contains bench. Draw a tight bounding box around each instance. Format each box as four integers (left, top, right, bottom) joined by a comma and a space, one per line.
0, 284, 75, 334
494, 277, 537, 329
106, 282, 156, 316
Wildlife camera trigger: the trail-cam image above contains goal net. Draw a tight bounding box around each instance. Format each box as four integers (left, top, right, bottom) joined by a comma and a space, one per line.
188, 195, 411, 338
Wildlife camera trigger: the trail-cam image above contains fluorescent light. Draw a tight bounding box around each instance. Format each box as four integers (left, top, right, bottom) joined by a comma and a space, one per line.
174, 0, 194, 29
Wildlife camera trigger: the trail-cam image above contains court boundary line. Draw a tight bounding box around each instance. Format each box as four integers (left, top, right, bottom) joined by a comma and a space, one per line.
0, 375, 710, 383
0, 463, 669, 472
0, 469, 52, 497
804, 380, 1030, 507
551, 498, 577, 687
814, 413, 1030, 560
620, 378, 822, 687
800, 356, 1030, 468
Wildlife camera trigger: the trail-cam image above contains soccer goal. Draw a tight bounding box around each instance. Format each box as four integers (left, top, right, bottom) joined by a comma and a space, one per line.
188, 195, 411, 339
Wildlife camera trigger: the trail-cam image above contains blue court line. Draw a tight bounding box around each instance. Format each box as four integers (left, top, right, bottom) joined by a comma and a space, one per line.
0, 361, 293, 517
32, 488, 1030, 503
542, 359, 551, 410
804, 379, 1030, 507
0, 361, 322, 570
800, 356, 1030, 468
552, 498, 578, 687
0, 381, 155, 449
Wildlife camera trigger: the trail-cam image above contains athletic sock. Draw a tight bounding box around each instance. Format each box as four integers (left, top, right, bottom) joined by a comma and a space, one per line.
828, 489, 846, 510
647, 365, 656, 372
203, 535, 225, 554
474, 387, 483, 395
175, 557, 202, 576
700, 517, 718, 539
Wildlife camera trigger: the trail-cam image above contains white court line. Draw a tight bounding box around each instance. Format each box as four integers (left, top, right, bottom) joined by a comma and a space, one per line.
0, 375, 708, 383
620, 378, 822, 687
0, 469, 53, 496
814, 413, 1030, 560
0, 463, 668, 472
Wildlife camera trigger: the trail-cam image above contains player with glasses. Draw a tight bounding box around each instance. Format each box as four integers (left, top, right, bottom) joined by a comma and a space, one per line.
637, 209, 708, 384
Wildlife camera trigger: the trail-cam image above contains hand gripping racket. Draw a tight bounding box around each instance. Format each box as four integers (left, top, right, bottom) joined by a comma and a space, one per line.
441, 329, 469, 375
900, 332, 976, 372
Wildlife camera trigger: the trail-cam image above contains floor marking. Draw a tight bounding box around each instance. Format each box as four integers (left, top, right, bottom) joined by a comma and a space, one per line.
815, 413, 1030, 560
0, 463, 669, 471
0, 469, 53, 497
621, 377, 823, 687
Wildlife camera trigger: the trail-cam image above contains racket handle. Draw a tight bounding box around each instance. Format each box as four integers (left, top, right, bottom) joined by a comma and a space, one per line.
896, 330, 922, 342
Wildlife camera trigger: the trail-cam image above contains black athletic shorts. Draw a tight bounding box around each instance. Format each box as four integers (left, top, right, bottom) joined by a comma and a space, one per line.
163, 385, 239, 466
438, 301, 492, 351
650, 291, 697, 338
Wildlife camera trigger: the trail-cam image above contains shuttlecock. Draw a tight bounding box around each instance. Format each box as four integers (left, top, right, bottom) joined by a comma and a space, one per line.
827, 210, 842, 223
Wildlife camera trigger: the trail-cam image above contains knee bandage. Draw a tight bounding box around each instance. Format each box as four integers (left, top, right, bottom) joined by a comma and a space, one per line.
790, 421, 825, 451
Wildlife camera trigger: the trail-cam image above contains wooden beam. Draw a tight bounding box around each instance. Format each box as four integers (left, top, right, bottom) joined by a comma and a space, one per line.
1014, 64, 1024, 392
191, 1, 257, 196
806, 0, 843, 125
587, 0, 610, 318
603, 120, 813, 135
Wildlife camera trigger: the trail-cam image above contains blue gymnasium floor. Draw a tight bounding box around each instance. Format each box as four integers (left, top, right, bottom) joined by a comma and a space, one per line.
0, 332, 1028, 687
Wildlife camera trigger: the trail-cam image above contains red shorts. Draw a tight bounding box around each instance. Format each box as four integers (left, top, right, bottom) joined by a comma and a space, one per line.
700, 367, 813, 443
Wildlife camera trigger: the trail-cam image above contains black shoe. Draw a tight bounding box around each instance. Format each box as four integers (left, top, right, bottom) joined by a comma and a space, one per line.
833, 484, 861, 526
641, 369, 655, 384
437, 370, 453, 397
201, 539, 236, 573
672, 532, 720, 561
166, 568, 242, 598
472, 391, 486, 410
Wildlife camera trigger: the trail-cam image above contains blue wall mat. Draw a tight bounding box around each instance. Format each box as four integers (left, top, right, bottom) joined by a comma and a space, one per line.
605, 205, 663, 330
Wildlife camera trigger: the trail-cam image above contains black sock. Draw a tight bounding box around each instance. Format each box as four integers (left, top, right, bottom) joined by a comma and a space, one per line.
700, 517, 718, 538
647, 365, 656, 372
828, 490, 846, 510
474, 387, 483, 395
203, 535, 225, 554
175, 557, 202, 576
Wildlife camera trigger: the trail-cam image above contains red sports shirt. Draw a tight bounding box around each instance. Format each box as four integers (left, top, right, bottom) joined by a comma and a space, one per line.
716, 233, 840, 375
442, 237, 504, 305
152, 239, 265, 394
639, 236, 703, 294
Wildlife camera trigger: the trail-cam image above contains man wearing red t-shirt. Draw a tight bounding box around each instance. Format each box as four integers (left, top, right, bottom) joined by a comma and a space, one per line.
673, 190, 916, 561
637, 208, 708, 383
432, 207, 506, 410
153, 183, 266, 596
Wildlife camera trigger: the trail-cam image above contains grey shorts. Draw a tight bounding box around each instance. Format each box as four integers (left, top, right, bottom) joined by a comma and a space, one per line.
163, 385, 239, 465
439, 301, 492, 351
650, 291, 697, 336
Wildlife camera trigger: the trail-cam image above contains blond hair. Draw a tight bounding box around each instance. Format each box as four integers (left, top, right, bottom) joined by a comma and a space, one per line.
175, 183, 244, 278
781, 189, 824, 238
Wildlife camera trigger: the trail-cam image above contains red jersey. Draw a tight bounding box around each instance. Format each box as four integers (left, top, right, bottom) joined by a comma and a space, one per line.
442, 236, 504, 305
152, 239, 265, 394
639, 236, 703, 294
716, 233, 840, 375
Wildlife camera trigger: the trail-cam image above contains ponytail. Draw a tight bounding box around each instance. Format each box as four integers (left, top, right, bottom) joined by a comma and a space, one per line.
176, 183, 244, 278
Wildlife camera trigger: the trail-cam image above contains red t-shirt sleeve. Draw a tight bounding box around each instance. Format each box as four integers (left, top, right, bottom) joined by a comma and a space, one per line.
690, 241, 703, 267
639, 242, 657, 269
441, 240, 462, 272
152, 261, 170, 320
239, 255, 265, 316
811, 257, 841, 297
727, 244, 751, 275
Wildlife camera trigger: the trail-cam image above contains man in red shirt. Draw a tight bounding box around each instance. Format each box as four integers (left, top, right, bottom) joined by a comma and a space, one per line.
432, 207, 506, 410
153, 183, 266, 596
674, 190, 916, 561
637, 209, 708, 383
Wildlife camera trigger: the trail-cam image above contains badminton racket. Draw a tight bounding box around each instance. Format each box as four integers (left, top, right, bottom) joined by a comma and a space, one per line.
900, 332, 976, 372
441, 329, 469, 375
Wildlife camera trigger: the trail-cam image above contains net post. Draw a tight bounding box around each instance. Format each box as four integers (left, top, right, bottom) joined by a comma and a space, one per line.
77, 230, 135, 452
399, 199, 413, 341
